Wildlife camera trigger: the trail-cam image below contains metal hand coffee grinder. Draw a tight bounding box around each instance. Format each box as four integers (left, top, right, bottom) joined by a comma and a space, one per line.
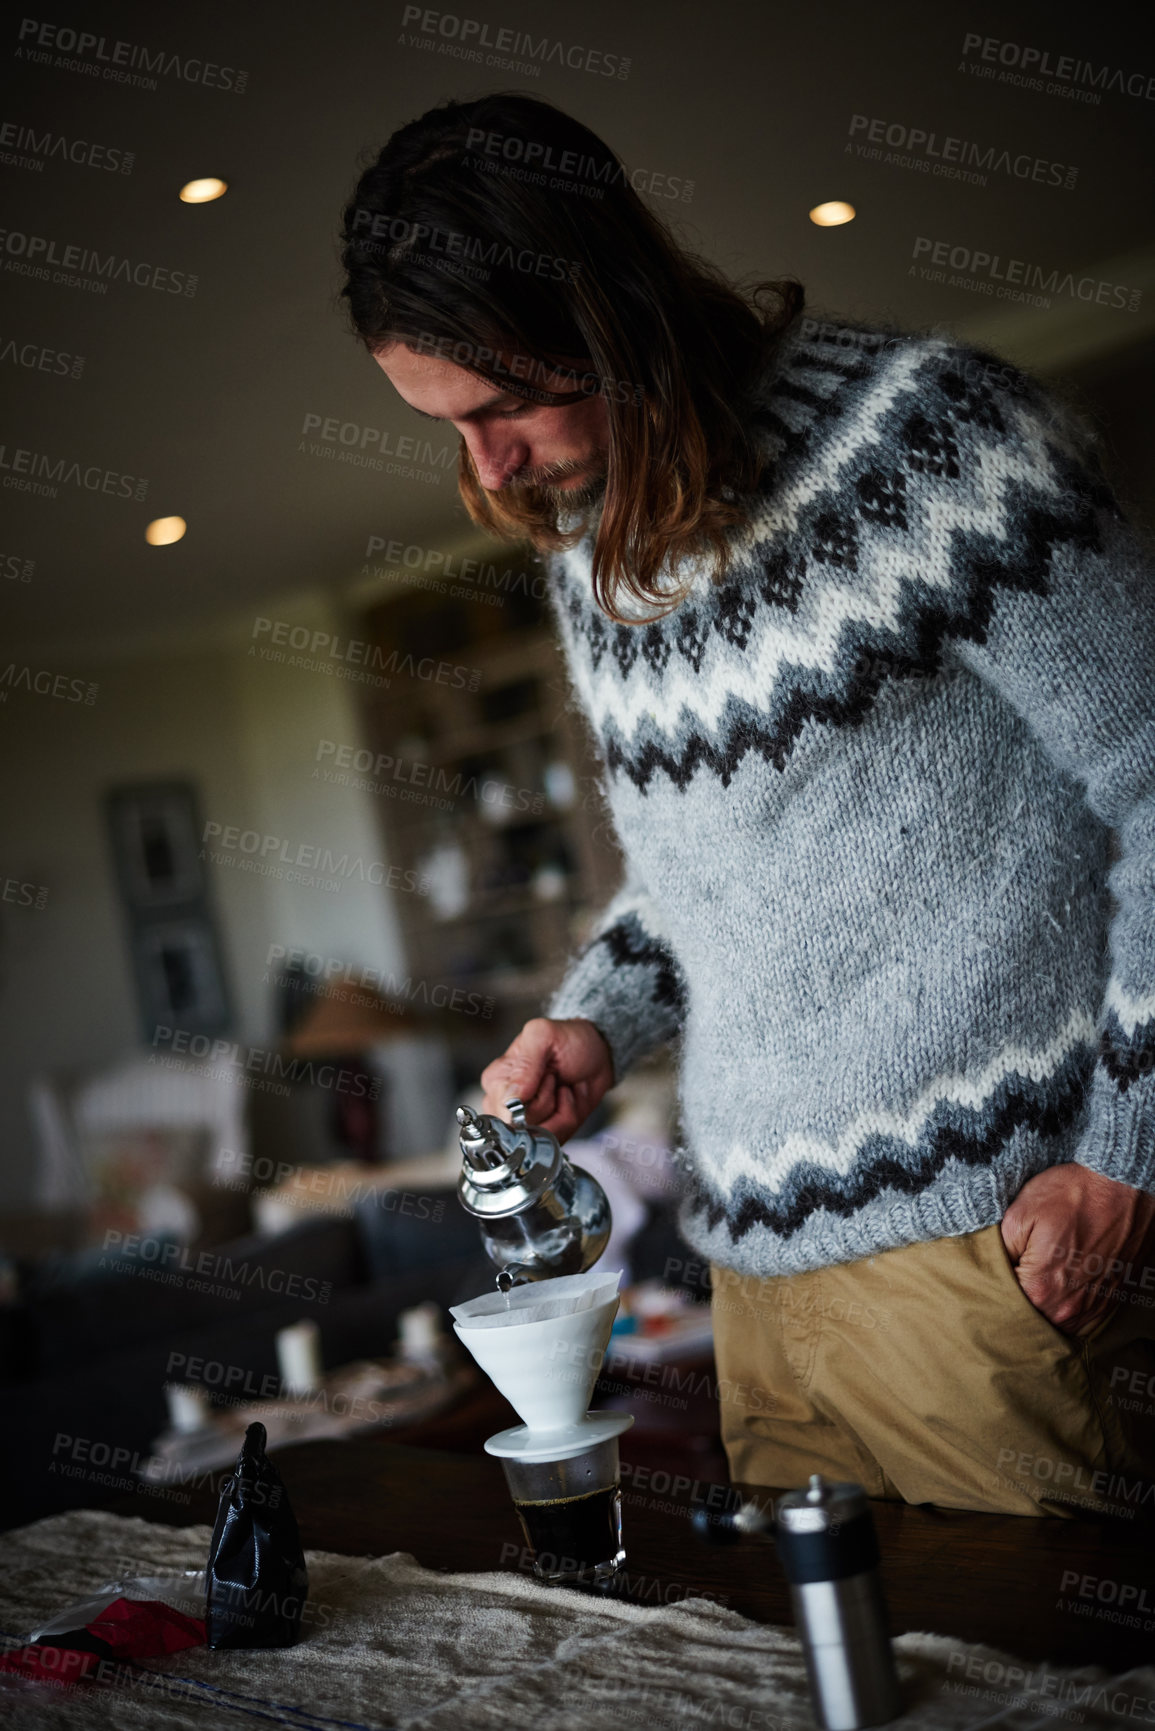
456, 1098, 611, 1289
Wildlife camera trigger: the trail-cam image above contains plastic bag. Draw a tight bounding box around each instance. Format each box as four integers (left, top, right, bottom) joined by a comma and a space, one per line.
0, 1574, 206, 1689
28, 1572, 205, 1643
205, 1421, 308, 1649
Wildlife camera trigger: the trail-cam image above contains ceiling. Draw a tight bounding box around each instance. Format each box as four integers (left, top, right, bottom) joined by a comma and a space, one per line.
2, 0, 1152, 659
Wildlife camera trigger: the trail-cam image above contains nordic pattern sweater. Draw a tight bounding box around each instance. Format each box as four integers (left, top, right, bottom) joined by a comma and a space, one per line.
542, 315, 1155, 1279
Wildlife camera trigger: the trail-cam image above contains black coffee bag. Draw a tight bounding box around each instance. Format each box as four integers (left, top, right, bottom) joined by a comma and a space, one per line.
205, 1421, 309, 1648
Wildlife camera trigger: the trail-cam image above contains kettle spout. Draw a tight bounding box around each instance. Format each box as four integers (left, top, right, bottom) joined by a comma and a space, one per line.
496, 1263, 537, 1293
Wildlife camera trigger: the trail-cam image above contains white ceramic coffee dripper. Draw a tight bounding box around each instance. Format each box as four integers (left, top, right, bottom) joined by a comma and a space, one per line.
449, 1269, 633, 1463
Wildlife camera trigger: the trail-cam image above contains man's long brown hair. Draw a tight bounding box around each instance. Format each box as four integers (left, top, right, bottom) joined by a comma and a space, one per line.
340, 93, 804, 622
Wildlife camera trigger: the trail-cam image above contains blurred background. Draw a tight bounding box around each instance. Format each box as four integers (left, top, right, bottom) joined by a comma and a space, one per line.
1, 0, 1152, 1524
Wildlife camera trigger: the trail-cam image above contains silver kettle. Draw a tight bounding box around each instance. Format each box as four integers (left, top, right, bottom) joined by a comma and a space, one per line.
456, 1098, 611, 1289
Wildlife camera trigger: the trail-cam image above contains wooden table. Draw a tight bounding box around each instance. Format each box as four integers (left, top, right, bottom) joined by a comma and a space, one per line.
107, 1386, 1155, 1672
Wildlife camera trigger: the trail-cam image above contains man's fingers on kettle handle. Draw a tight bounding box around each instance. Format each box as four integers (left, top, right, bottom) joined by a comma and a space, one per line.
478, 1077, 570, 1136
521, 1072, 560, 1124
551, 1082, 585, 1139
480, 1070, 556, 1125
555, 1080, 574, 1113
479, 1021, 571, 1122
482, 1051, 545, 1106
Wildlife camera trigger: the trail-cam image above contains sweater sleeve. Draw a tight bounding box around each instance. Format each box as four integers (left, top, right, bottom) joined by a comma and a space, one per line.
930, 344, 1155, 1193
544, 863, 687, 1085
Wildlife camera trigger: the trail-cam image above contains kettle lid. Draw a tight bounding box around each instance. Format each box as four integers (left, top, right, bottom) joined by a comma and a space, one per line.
456, 1099, 562, 1217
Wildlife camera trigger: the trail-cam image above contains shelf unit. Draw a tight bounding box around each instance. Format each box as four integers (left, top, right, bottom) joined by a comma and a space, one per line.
356, 560, 622, 1056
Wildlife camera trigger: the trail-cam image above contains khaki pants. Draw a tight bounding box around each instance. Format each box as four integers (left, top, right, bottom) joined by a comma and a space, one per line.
711, 1224, 1155, 1516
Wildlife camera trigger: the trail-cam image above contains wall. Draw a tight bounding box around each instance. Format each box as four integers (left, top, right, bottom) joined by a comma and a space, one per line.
0, 593, 406, 1208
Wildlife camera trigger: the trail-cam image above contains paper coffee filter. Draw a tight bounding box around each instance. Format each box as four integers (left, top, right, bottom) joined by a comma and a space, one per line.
449, 1269, 622, 1331
450, 1272, 624, 1432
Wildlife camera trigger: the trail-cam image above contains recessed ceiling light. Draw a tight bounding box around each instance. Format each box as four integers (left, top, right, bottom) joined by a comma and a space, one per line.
146, 516, 187, 545
809, 201, 856, 227
179, 177, 227, 204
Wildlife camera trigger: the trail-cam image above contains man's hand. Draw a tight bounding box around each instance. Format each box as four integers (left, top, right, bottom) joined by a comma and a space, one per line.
479, 1016, 614, 1142
999, 1163, 1155, 1336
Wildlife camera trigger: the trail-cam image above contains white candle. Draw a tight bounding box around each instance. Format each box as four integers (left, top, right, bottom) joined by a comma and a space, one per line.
398, 1301, 442, 1361
166, 1383, 210, 1434
276, 1319, 323, 1394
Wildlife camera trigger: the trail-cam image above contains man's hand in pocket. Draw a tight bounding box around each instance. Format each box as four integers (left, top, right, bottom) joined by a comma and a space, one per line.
1000, 1163, 1155, 1335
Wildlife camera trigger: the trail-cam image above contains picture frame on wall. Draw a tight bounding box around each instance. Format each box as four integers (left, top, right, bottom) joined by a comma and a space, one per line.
105, 782, 233, 1040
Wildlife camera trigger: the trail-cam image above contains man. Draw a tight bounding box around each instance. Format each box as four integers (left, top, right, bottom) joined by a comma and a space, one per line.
341, 92, 1155, 1515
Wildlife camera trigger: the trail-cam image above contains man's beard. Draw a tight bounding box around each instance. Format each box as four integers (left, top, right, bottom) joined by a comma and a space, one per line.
505, 455, 607, 515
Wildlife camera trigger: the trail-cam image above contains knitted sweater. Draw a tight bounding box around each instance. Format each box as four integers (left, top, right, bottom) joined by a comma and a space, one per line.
543, 314, 1155, 1278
